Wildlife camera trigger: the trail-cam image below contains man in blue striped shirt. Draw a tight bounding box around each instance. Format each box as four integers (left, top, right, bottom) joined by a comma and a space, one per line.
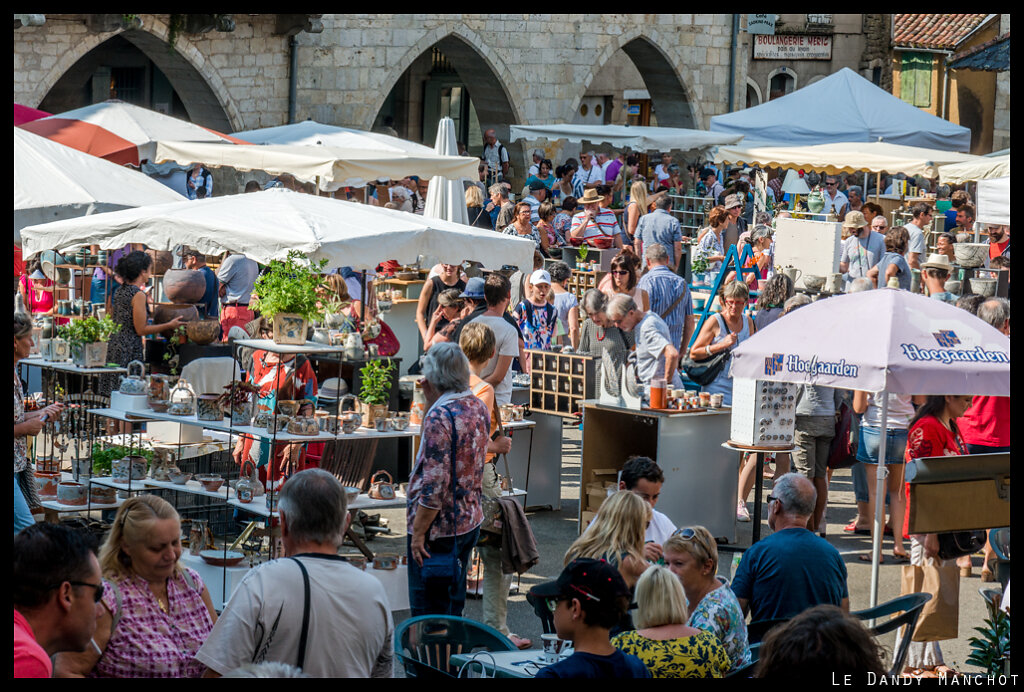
637, 243, 693, 351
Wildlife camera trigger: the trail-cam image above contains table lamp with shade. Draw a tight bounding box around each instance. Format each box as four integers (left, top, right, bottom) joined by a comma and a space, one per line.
781, 170, 810, 211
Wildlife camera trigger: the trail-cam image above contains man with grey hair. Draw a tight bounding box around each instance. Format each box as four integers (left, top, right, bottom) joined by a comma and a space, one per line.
197, 469, 393, 678
637, 243, 693, 350
483, 128, 509, 185
487, 182, 516, 230
634, 195, 683, 270
731, 473, 849, 622
607, 293, 681, 396
846, 185, 863, 212
822, 175, 849, 218
528, 148, 544, 177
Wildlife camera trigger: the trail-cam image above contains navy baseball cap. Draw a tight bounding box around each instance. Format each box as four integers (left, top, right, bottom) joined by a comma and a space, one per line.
460, 277, 486, 300
530, 558, 630, 603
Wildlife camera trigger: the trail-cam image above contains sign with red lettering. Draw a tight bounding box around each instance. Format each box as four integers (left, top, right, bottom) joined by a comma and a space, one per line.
753, 34, 833, 60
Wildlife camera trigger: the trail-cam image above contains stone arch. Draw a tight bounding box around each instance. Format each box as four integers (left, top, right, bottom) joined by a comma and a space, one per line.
34, 16, 241, 132
370, 24, 522, 139
746, 77, 763, 108
765, 67, 798, 100
576, 28, 701, 129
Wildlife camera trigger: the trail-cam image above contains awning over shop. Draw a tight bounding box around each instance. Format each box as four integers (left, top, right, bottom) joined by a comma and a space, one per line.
938, 154, 1010, 183
509, 124, 743, 154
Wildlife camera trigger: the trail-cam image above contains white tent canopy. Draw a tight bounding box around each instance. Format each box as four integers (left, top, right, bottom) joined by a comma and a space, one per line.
710, 68, 972, 152
938, 154, 1010, 184
232, 119, 437, 155
424, 117, 469, 225
20, 188, 535, 272
509, 124, 743, 153
976, 177, 1009, 225
153, 140, 479, 191
14, 127, 185, 246
715, 141, 981, 178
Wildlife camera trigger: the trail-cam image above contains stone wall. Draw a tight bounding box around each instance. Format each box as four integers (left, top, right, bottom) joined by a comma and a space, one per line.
992, 13, 1010, 151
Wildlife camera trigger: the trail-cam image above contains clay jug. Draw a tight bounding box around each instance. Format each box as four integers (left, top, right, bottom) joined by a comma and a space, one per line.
145, 249, 174, 276
163, 268, 207, 304
806, 185, 825, 214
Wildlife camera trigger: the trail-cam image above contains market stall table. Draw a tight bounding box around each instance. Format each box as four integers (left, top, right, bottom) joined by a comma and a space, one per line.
579, 401, 737, 542
449, 648, 574, 678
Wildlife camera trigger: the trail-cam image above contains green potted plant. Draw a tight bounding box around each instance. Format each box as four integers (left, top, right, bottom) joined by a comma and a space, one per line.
59, 315, 121, 368
252, 250, 329, 345
357, 358, 394, 427
691, 252, 710, 284
967, 603, 1011, 675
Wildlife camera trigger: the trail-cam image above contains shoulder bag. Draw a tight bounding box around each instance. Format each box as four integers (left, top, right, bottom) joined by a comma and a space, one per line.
418, 411, 462, 585
479, 398, 514, 546
681, 316, 731, 386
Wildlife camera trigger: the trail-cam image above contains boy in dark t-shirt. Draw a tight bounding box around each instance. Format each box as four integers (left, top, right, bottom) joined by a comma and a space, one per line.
530, 559, 651, 679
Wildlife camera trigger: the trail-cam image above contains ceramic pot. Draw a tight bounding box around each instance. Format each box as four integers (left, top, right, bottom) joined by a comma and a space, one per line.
71, 341, 108, 368
806, 187, 825, 213
311, 328, 331, 345
970, 277, 997, 297
230, 399, 253, 426
272, 313, 308, 345
265, 494, 280, 513
287, 416, 320, 436
36, 456, 61, 473
153, 304, 200, 331
119, 360, 149, 395
374, 417, 392, 433
953, 243, 989, 268
56, 481, 87, 506
89, 485, 117, 504
186, 319, 220, 345
252, 410, 272, 429
276, 399, 303, 417
373, 554, 399, 570
146, 249, 174, 276
359, 401, 388, 428
169, 470, 192, 485
35, 471, 61, 498
340, 411, 362, 434
266, 415, 290, 434
803, 275, 826, 291
72, 457, 92, 479
197, 394, 223, 421
196, 475, 224, 493
112, 455, 148, 482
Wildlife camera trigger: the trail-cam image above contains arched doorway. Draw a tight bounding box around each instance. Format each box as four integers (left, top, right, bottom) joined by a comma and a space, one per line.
39, 31, 232, 132
374, 34, 519, 158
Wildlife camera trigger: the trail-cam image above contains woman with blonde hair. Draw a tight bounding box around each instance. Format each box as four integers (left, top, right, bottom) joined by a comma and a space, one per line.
611, 565, 731, 678
466, 185, 493, 230
625, 180, 649, 240
55, 495, 217, 677
663, 527, 751, 674
565, 490, 650, 589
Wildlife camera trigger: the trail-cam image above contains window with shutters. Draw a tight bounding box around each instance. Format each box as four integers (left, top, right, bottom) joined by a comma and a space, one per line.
899, 52, 933, 108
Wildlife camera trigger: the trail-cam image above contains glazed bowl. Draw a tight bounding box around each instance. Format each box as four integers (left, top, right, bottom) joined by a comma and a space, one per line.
970, 277, 997, 297
57, 481, 88, 506
953, 243, 989, 268
343, 486, 361, 504
186, 319, 221, 346
391, 416, 410, 431
148, 399, 170, 413
803, 274, 826, 291
373, 554, 399, 570
169, 471, 192, 485
277, 400, 302, 417
196, 475, 224, 493
200, 549, 245, 567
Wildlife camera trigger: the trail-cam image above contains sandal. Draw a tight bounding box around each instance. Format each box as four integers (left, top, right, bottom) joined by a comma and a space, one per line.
902, 668, 939, 678
891, 551, 910, 563
843, 521, 870, 536
933, 666, 961, 678
509, 634, 533, 650
859, 553, 883, 564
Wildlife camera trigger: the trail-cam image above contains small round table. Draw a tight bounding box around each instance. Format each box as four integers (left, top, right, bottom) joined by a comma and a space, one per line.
722, 441, 795, 544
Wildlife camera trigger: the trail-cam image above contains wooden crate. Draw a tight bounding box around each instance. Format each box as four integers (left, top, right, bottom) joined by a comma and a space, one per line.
527, 349, 595, 418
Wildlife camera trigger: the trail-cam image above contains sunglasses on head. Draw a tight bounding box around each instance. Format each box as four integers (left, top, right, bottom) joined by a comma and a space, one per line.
671, 527, 697, 540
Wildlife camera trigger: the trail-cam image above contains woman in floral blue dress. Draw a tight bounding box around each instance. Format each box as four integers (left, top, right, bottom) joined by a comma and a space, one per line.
664, 526, 751, 675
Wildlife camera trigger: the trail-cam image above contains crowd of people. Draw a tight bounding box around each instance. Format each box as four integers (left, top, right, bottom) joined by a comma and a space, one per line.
13, 142, 1009, 680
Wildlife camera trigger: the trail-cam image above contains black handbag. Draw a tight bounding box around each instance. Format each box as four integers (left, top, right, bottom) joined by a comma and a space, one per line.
681, 350, 731, 387
937, 530, 987, 561
419, 411, 462, 584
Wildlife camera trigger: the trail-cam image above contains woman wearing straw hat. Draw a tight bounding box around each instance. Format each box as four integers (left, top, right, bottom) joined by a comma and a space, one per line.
568, 189, 625, 250
920, 254, 957, 303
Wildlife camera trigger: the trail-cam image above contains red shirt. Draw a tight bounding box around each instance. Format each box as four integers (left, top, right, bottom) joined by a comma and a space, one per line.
958, 396, 1011, 447
903, 415, 966, 539
13, 609, 52, 678
989, 239, 1009, 259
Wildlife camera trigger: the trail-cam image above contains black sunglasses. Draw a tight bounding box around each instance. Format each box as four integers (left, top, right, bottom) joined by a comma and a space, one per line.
53, 580, 105, 603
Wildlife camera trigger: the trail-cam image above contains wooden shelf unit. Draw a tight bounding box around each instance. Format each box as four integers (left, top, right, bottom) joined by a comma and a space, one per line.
668, 194, 713, 236
378, 277, 425, 300
527, 349, 595, 418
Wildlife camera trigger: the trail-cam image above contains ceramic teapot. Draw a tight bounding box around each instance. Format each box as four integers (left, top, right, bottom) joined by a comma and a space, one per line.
234, 460, 263, 503
119, 360, 149, 395
343, 332, 363, 360
167, 378, 196, 416
806, 184, 825, 214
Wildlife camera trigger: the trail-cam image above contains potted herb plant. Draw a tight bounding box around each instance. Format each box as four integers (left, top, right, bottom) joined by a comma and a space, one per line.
59, 315, 121, 368
357, 358, 394, 427
691, 252, 710, 285
217, 380, 260, 426
252, 250, 329, 345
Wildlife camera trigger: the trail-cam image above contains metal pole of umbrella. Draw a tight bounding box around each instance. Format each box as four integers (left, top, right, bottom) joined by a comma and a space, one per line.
869, 392, 890, 610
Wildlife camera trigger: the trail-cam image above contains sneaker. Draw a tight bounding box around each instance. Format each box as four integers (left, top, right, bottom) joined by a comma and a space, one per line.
737, 501, 751, 522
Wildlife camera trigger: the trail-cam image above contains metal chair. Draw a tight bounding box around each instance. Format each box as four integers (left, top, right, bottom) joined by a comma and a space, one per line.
746, 617, 790, 644
989, 528, 1010, 589
851, 592, 932, 676
394, 615, 517, 678
525, 589, 556, 634
979, 586, 1004, 619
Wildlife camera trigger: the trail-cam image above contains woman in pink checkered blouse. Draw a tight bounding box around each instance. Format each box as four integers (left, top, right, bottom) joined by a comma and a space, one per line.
54, 496, 217, 678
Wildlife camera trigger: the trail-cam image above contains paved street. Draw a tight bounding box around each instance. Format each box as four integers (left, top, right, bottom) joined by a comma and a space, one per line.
369, 421, 990, 675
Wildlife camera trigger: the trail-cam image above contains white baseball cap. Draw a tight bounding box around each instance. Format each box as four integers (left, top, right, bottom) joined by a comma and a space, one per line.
530, 269, 552, 285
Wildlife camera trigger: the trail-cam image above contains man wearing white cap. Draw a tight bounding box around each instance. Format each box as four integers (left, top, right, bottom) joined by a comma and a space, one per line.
839, 211, 885, 289
921, 254, 957, 303
512, 269, 557, 351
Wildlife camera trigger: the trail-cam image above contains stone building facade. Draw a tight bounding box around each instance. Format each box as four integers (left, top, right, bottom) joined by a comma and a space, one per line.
14, 14, 747, 176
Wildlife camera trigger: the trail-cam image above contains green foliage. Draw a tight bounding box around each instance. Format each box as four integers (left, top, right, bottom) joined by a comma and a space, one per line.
91, 443, 153, 476
162, 325, 188, 376
691, 251, 710, 276
253, 251, 329, 322
58, 315, 120, 347
966, 607, 1010, 675
358, 358, 394, 406
577, 245, 589, 262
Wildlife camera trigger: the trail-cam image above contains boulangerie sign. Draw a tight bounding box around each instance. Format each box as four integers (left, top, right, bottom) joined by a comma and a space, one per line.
753, 34, 832, 60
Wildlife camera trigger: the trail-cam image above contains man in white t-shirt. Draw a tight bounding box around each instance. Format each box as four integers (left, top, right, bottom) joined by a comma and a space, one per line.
903, 202, 933, 271
619, 456, 677, 561
470, 274, 520, 406
483, 129, 509, 186
572, 151, 604, 191
527, 149, 544, 177
822, 175, 849, 218
196, 469, 393, 678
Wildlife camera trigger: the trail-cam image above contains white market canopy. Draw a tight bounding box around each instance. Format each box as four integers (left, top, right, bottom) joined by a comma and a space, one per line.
709, 68, 972, 152
153, 140, 479, 190
14, 127, 185, 246
714, 141, 981, 179
19, 188, 535, 272
509, 124, 743, 153
938, 154, 1010, 184
233, 119, 437, 155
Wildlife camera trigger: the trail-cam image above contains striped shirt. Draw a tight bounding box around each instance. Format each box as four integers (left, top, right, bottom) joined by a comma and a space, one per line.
570, 209, 621, 244
638, 265, 692, 349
